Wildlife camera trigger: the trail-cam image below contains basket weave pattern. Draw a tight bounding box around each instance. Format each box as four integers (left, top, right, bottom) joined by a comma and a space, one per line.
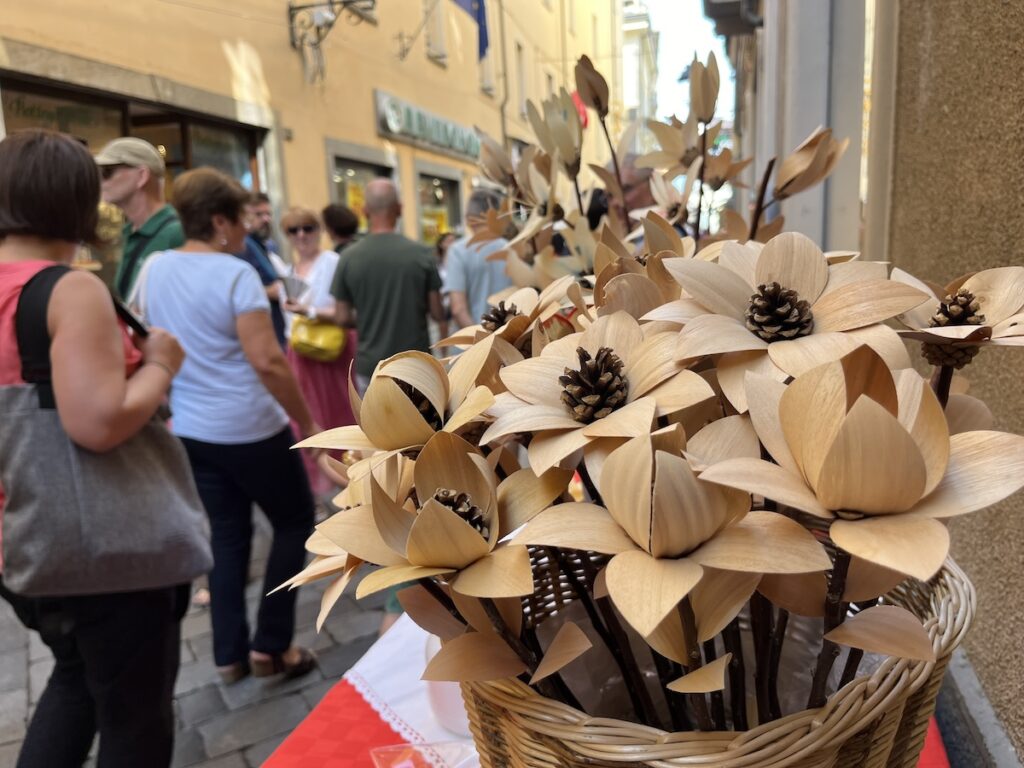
461, 559, 974, 768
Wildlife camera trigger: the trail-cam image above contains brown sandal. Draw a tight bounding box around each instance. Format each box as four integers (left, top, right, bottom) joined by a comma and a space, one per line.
217, 661, 250, 685
250, 647, 317, 679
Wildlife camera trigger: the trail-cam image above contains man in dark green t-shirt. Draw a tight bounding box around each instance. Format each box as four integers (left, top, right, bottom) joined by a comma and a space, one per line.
95, 137, 185, 299
330, 178, 446, 391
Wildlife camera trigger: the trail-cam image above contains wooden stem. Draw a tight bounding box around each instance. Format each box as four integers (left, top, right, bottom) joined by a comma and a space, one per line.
692, 127, 708, 245
573, 177, 586, 220
767, 608, 789, 721
750, 591, 773, 724
678, 598, 714, 731
931, 364, 955, 410
721, 618, 748, 730
747, 157, 777, 242
703, 639, 728, 730
417, 578, 466, 626
652, 651, 690, 731
807, 549, 852, 709
838, 648, 865, 689
577, 462, 604, 506
599, 115, 630, 231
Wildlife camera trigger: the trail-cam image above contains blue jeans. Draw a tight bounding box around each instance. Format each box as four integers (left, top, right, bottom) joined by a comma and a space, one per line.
181, 427, 314, 667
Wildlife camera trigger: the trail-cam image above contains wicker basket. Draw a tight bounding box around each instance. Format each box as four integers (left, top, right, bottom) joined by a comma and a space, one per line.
461, 558, 974, 768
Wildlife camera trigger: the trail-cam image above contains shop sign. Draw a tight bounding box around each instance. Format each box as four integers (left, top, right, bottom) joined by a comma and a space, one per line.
375, 90, 480, 161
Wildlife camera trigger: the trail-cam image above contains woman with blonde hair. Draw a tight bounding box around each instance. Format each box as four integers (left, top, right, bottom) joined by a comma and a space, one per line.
279, 206, 356, 499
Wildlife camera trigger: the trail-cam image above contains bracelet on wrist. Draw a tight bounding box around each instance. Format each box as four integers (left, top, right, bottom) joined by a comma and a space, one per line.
144, 360, 175, 378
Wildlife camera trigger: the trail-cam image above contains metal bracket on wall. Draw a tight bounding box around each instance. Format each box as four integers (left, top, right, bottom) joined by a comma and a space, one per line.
287, 0, 377, 83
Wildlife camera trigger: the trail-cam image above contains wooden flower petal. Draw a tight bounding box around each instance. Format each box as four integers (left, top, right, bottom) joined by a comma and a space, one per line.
606, 550, 703, 637
450, 592, 523, 636
890, 267, 939, 329
317, 567, 358, 631
360, 376, 436, 450
691, 511, 831, 573
497, 466, 573, 534
641, 298, 708, 326
406, 498, 490, 570
780, 359, 850, 491
581, 397, 657, 438
318, 505, 408, 567
757, 572, 826, 618
844, 557, 906, 603
294, 425, 379, 452
397, 584, 465, 641
499, 356, 572, 406
645, 610, 687, 663
663, 258, 753, 318
718, 241, 759, 286
453, 544, 535, 598
816, 396, 927, 514
813, 280, 929, 333
369, 475, 415, 558
480, 406, 581, 444
839, 344, 899, 415
893, 369, 949, 496
356, 564, 455, 599
961, 266, 1024, 324
686, 415, 761, 467
579, 311, 645, 369
379, 352, 450, 426
628, 332, 685, 398
651, 452, 733, 558
691, 569, 760, 641
642, 370, 717, 419
600, 434, 654, 550
908, 431, 1024, 518
945, 394, 994, 435
767, 332, 862, 378
414, 432, 494, 517
513, 503, 640, 553
755, 232, 829, 305
422, 631, 528, 682
744, 373, 799, 473
700, 458, 832, 518
526, 428, 591, 476
530, 622, 593, 683
677, 314, 767, 360
667, 653, 732, 693
819, 261, 889, 297
825, 605, 936, 662
445, 385, 495, 434
717, 349, 788, 414
601, 273, 665, 320
830, 516, 949, 581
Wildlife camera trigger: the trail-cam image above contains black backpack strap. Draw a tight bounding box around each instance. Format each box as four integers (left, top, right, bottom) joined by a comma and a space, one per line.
15, 264, 72, 409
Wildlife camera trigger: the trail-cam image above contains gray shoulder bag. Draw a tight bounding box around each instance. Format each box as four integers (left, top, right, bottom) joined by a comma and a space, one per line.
0, 265, 213, 596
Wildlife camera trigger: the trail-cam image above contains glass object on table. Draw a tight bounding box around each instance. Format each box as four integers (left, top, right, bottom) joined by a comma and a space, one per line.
369, 741, 478, 768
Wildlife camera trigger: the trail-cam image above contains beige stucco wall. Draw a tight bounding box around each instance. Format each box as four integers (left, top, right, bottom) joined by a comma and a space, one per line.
0, 0, 619, 244
888, 0, 1024, 752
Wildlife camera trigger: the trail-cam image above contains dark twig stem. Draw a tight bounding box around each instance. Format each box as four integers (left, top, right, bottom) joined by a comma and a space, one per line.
703, 639, 728, 730
577, 463, 604, 506
692, 127, 708, 245
750, 592, 774, 724
417, 578, 466, 625
807, 549, 853, 709
767, 608, 789, 721
599, 115, 629, 230
678, 598, 714, 731
652, 652, 689, 731
839, 648, 865, 689
931, 364, 955, 410
721, 618, 748, 730
573, 177, 586, 221
748, 157, 777, 242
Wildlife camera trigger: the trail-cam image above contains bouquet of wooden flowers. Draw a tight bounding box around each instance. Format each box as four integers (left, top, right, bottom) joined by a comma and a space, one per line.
283, 52, 1024, 764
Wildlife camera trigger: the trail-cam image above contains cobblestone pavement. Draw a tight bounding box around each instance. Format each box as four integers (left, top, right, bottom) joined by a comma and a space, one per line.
0, 511, 382, 768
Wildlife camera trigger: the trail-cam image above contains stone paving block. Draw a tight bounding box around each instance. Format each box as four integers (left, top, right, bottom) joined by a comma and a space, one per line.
27, 632, 47, 663
315, 635, 376, 679
181, 610, 213, 641
243, 733, 289, 767
196, 752, 247, 768
180, 640, 197, 665
188, 632, 214, 662
300, 677, 338, 709
325, 608, 383, 645
27, 658, 53, 706
0, 690, 27, 745
0, 649, 27, 694
178, 684, 227, 728
175, 658, 219, 697
292, 626, 337, 654
0, 741, 19, 768
218, 667, 324, 711
171, 726, 208, 767
197, 694, 309, 758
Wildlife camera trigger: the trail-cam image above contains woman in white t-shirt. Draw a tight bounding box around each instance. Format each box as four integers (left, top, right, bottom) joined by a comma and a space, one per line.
278, 207, 356, 499
137, 169, 319, 684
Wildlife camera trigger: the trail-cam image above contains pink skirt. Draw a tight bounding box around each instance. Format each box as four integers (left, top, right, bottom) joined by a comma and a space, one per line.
286, 330, 357, 497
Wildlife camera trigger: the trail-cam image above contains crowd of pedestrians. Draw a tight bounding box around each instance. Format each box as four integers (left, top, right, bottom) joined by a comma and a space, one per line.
0, 128, 510, 767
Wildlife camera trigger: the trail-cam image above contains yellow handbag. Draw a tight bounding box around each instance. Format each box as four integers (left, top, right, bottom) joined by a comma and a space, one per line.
289, 316, 345, 362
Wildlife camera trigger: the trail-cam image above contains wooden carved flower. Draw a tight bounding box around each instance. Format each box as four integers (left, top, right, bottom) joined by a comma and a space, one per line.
480, 311, 715, 474
515, 429, 829, 639
701, 346, 1024, 582
774, 127, 849, 200
527, 89, 583, 181
574, 55, 610, 118
322, 432, 570, 600
668, 232, 928, 412
476, 128, 516, 189
295, 350, 493, 454
700, 148, 753, 192
892, 266, 1024, 369
638, 115, 721, 180
689, 52, 720, 124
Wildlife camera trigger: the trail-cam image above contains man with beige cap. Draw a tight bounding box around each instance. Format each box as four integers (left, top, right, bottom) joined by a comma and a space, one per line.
94, 137, 185, 298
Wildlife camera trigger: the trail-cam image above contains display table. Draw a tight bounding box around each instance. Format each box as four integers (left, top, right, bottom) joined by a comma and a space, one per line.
265, 614, 949, 768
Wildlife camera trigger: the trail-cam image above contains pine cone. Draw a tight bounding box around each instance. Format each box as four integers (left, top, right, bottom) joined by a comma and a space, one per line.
481, 301, 520, 332
745, 282, 815, 342
434, 488, 490, 539
396, 380, 443, 431
929, 288, 985, 328
559, 346, 629, 423
922, 342, 981, 369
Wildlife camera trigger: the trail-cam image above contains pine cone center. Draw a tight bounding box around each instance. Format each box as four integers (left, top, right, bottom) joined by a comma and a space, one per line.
559, 346, 629, 424
929, 288, 985, 328
433, 488, 490, 539
481, 301, 520, 332
745, 282, 815, 342
395, 380, 443, 431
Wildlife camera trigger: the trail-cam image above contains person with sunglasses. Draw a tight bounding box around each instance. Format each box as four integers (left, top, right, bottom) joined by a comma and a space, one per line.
94, 138, 184, 299
279, 207, 356, 502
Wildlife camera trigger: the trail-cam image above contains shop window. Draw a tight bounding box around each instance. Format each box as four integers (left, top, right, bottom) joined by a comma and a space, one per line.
333, 159, 392, 232
190, 123, 254, 188
418, 174, 461, 246
0, 86, 123, 149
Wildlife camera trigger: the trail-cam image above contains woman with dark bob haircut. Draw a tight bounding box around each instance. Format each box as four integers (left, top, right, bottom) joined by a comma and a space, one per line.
0, 129, 191, 766
132, 167, 319, 684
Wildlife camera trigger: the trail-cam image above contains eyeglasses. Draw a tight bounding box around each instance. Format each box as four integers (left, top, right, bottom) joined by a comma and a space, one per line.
286, 224, 318, 236
100, 164, 132, 180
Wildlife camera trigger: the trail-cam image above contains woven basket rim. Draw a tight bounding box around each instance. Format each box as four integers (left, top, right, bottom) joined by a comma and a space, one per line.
462, 558, 975, 767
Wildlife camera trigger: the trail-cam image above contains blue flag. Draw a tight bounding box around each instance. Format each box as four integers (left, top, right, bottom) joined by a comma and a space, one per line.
454, 0, 489, 60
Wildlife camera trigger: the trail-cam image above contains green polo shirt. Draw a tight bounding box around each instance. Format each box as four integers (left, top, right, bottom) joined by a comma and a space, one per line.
113, 204, 185, 299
